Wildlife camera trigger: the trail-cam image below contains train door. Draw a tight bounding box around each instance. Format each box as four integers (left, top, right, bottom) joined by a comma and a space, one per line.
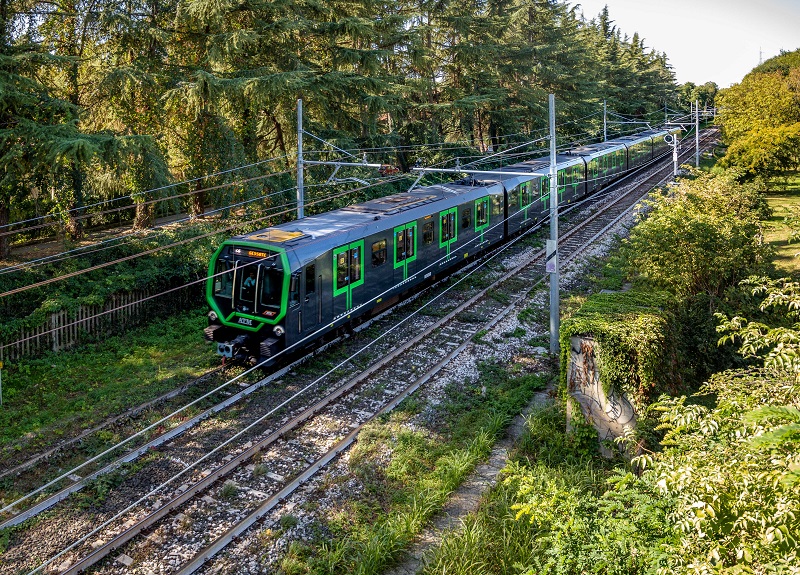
393, 222, 417, 281
439, 208, 457, 261
333, 241, 365, 317
301, 263, 319, 334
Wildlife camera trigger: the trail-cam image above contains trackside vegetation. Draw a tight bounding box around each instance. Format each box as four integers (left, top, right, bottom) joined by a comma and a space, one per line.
269, 364, 549, 574
413, 166, 800, 574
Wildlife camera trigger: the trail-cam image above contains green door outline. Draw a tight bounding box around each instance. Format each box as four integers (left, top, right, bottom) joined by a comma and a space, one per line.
393, 222, 418, 280
439, 208, 457, 258
333, 240, 365, 310
539, 177, 550, 211
474, 196, 490, 242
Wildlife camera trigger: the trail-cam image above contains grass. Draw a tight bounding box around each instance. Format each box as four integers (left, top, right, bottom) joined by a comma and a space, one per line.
285, 361, 549, 574
0, 309, 216, 455
763, 172, 800, 276
418, 402, 623, 575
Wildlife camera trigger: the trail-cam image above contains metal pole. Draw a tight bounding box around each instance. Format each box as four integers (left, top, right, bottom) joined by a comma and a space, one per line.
548, 94, 559, 355
297, 99, 305, 220
695, 99, 700, 167
603, 99, 607, 141
0, 361, 4, 408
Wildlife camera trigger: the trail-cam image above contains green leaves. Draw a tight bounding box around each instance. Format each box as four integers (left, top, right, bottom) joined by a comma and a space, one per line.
716, 51, 800, 178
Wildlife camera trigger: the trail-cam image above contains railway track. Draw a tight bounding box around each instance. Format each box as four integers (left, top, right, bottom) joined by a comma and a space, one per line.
3, 128, 718, 575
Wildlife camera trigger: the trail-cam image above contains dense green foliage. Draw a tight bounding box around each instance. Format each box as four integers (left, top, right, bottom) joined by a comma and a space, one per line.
421, 365, 800, 575
621, 169, 771, 299
717, 49, 800, 178
0, 0, 680, 258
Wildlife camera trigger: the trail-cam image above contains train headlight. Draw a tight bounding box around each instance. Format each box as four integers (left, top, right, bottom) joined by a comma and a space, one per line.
273, 325, 285, 337
208, 311, 218, 322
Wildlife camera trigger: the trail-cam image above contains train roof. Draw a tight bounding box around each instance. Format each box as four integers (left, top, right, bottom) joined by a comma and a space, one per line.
566, 141, 627, 160
228, 180, 503, 266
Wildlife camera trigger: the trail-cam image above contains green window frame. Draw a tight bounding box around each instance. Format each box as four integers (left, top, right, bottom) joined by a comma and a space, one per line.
474, 196, 490, 233
439, 208, 457, 247
393, 223, 418, 268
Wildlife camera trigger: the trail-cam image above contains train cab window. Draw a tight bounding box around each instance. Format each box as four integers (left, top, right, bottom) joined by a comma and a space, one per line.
372, 239, 387, 267
238, 263, 258, 305
213, 260, 233, 299
461, 208, 471, 231
289, 272, 300, 306
305, 264, 316, 295
423, 221, 435, 244
508, 188, 518, 208
258, 263, 283, 309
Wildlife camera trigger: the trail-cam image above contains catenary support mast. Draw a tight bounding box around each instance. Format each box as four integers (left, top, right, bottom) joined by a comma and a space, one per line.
548, 94, 559, 354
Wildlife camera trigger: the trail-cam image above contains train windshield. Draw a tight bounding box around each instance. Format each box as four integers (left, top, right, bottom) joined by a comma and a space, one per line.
230, 256, 284, 314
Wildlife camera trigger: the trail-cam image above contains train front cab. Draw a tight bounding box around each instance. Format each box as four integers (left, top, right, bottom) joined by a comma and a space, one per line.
205, 239, 292, 362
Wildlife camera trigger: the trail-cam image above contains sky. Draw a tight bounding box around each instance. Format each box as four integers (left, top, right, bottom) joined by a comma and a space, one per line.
570, 0, 800, 88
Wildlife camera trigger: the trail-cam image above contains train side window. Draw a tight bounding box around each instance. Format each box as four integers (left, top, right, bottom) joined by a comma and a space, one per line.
508, 188, 518, 208
461, 208, 471, 231
475, 198, 488, 227
395, 228, 405, 262
440, 211, 456, 242
423, 221, 434, 244
372, 239, 387, 267
336, 251, 349, 289
305, 264, 315, 295
395, 226, 416, 263
349, 247, 361, 283
520, 181, 532, 207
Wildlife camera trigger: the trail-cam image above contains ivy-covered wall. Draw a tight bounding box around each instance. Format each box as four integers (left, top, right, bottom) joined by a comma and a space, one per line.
559, 289, 687, 415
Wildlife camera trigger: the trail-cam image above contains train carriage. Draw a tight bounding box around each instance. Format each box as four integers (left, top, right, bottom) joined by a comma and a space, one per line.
206, 179, 508, 362
566, 142, 627, 194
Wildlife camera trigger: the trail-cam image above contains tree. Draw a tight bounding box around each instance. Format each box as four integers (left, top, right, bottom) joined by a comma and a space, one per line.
621, 169, 770, 300
717, 51, 800, 178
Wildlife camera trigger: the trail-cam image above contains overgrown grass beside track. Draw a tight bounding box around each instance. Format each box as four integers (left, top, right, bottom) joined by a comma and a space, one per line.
0, 310, 214, 456
274, 362, 549, 574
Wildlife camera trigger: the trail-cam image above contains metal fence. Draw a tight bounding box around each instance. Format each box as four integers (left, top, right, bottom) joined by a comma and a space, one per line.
0, 285, 201, 362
